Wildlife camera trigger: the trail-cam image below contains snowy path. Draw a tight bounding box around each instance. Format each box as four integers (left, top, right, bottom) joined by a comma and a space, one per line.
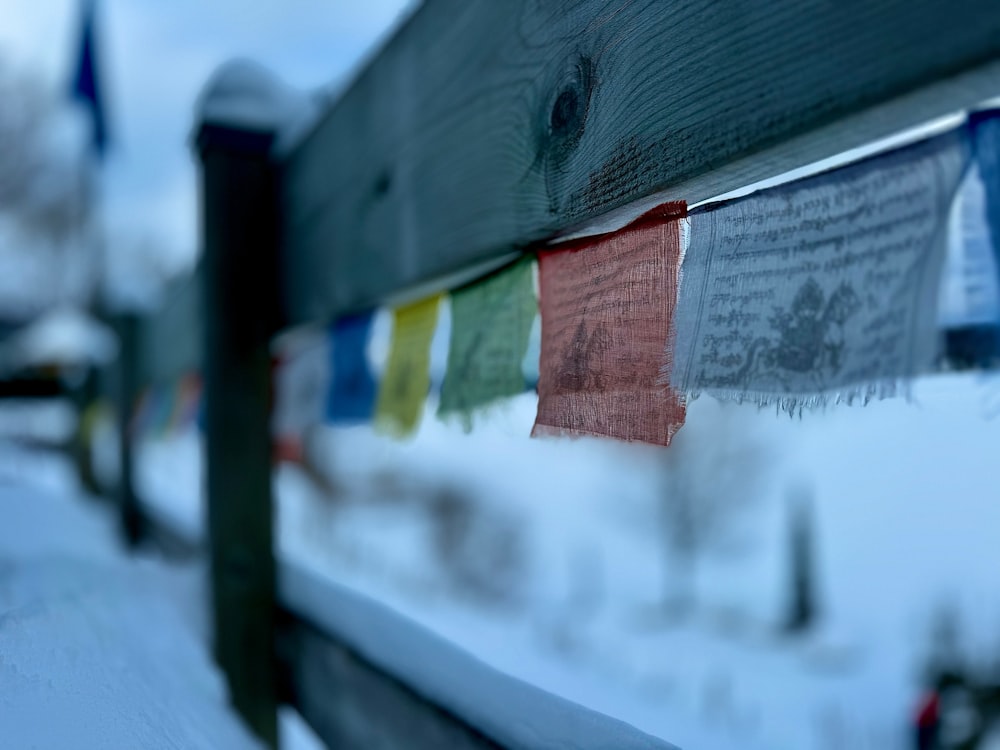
0, 479, 262, 750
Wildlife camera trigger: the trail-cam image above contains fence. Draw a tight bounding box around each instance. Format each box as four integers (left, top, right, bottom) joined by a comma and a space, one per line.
108, 0, 1000, 747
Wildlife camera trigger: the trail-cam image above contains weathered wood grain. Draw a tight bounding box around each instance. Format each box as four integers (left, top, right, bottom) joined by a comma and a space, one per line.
281, 0, 1000, 324
279, 564, 676, 750
279, 617, 501, 750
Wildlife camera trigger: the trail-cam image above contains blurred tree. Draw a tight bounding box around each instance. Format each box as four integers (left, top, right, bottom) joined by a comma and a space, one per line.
924, 599, 966, 684
0, 59, 92, 314
784, 482, 819, 633
0, 62, 90, 243
657, 405, 769, 613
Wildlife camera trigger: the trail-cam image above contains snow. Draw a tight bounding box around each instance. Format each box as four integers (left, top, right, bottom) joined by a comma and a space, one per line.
196, 59, 317, 153
0, 464, 261, 749
133, 368, 1000, 750
283, 563, 676, 749
0, 397, 76, 442
0, 306, 117, 375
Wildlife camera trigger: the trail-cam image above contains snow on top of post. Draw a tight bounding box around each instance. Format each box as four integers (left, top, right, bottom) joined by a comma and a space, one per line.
195, 59, 317, 151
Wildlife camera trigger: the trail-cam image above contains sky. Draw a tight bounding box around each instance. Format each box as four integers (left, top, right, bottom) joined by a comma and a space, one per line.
0, 0, 415, 287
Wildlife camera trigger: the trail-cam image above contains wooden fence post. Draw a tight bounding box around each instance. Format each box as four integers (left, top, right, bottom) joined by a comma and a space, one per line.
114, 311, 144, 547
70, 363, 102, 497
195, 122, 281, 747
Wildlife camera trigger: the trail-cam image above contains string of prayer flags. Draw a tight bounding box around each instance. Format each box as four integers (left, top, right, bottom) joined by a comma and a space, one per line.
375, 294, 442, 438
169, 374, 202, 432
153, 384, 176, 436
325, 311, 377, 425
532, 203, 687, 446
438, 256, 537, 430
136, 384, 173, 437
129, 375, 202, 439
130, 386, 155, 438
669, 127, 970, 410
272, 337, 327, 463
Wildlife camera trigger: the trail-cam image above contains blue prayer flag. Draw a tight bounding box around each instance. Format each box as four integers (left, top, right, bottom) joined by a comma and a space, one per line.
973, 109, 1000, 269
69, 0, 109, 157
325, 312, 377, 425
950, 109, 1000, 368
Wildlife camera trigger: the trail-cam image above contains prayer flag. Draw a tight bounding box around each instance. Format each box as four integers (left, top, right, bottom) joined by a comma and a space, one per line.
439, 257, 536, 429
129, 387, 152, 439
941, 109, 1000, 369
973, 109, 1000, 265
170, 374, 202, 431
375, 295, 442, 437
326, 311, 377, 425
533, 203, 687, 445
670, 128, 969, 409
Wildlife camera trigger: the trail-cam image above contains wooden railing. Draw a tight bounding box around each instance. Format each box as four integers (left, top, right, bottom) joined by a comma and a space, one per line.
132, 492, 673, 750
110, 0, 1000, 747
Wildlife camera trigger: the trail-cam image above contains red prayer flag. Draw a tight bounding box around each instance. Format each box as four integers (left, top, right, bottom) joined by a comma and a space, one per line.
532, 202, 687, 445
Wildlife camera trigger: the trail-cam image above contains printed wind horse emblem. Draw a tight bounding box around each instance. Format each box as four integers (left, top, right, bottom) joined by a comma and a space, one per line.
558, 318, 613, 391
712, 278, 862, 391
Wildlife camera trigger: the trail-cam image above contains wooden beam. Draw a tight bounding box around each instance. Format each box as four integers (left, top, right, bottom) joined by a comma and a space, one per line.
279, 616, 502, 750
197, 123, 281, 747
280, 565, 676, 750
281, 0, 1000, 323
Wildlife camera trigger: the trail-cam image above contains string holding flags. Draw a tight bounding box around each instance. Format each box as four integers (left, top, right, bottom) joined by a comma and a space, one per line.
438, 256, 537, 430
375, 295, 442, 438
325, 311, 377, 425
532, 203, 688, 446
669, 127, 971, 411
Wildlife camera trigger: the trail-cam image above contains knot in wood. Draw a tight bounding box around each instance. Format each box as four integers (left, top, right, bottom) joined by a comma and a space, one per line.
373, 168, 392, 197
545, 55, 594, 155
551, 88, 582, 137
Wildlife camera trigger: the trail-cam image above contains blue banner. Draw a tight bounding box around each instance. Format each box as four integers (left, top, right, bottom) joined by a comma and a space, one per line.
69, 0, 109, 156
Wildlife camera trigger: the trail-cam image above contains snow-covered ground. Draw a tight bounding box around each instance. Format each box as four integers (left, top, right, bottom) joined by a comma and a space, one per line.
0, 455, 265, 748
136, 371, 1000, 750
0, 436, 330, 750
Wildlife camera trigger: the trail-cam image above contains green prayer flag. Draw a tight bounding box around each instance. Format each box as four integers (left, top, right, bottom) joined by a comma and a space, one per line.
439, 256, 537, 429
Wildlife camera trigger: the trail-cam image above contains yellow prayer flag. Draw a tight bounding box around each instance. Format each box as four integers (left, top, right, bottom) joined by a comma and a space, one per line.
375, 295, 442, 437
